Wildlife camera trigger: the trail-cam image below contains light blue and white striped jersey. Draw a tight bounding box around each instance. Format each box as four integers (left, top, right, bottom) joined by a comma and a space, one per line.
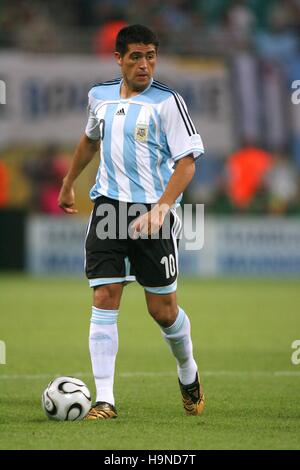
85, 78, 204, 203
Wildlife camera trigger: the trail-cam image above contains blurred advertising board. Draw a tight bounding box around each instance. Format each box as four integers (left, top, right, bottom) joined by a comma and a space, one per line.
0, 53, 235, 153
26, 215, 300, 276
26, 215, 87, 275
197, 216, 300, 276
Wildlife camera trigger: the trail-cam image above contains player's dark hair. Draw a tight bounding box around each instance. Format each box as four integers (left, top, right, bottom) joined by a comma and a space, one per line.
116, 24, 159, 56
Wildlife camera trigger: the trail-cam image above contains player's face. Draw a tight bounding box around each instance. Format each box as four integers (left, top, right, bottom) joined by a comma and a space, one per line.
115, 43, 157, 93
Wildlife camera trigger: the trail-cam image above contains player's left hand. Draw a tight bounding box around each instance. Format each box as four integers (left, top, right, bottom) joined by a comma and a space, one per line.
131, 204, 169, 239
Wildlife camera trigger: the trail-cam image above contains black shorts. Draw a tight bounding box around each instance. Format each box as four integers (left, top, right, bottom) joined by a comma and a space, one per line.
85, 196, 181, 293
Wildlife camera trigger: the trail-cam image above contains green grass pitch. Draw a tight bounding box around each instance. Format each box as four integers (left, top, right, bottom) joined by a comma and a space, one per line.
0, 275, 300, 450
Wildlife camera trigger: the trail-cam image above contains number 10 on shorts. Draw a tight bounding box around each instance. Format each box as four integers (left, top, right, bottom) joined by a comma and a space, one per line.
161, 255, 176, 279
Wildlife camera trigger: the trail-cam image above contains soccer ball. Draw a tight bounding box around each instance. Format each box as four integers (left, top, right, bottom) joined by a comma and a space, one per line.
42, 376, 92, 421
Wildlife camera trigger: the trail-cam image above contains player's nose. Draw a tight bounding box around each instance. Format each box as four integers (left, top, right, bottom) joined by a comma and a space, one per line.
139, 57, 148, 69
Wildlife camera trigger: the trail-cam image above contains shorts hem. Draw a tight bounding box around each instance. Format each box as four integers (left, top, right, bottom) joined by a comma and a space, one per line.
89, 276, 136, 287
143, 280, 177, 294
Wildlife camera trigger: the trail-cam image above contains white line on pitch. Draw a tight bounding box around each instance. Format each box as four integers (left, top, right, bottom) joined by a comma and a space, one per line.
0, 370, 300, 380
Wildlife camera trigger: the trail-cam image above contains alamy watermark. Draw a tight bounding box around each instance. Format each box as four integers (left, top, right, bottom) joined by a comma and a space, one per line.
291, 80, 300, 105
0, 340, 6, 365
94, 202, 204, 251
0, 80, 6, 104
291, 340, 300, 365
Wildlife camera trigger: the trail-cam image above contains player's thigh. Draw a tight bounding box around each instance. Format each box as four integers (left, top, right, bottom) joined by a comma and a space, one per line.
93, 283, 125, 310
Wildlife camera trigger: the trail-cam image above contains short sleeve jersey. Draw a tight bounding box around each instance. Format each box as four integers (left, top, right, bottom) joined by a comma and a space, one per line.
85, 78, 204, 203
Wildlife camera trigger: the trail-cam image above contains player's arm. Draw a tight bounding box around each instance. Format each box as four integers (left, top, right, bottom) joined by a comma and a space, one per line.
58, 134, 100, 214
131, 155, 194, 237
150, 155, 195, 228
157, 155, 195, 209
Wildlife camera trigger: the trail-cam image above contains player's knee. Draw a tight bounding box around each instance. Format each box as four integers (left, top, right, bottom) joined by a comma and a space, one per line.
93, 284, 122, 310
147, 297, 178, 327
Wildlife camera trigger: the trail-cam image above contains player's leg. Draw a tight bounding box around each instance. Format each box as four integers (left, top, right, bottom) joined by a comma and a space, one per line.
129, 208, 204, 415
88, 282, 123, 414
145, 290, 204, 416
145, 290, 198, 386
144, 290, 204, 416
84, 196, 135, 419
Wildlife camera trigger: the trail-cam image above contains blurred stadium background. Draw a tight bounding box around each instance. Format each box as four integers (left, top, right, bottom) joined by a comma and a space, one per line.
1, 0, 300, 276
1, 0, 300, 451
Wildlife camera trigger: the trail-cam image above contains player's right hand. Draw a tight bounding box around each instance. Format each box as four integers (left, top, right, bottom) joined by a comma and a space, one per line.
58, 185, 78, 214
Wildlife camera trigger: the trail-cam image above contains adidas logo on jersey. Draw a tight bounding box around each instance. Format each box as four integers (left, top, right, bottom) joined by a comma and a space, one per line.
116, 108, 125, 115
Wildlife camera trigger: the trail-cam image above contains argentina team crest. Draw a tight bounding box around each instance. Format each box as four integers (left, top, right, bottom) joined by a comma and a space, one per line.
135, 123, 148, 142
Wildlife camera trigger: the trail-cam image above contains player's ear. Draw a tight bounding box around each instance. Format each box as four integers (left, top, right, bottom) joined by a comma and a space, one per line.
114, 52, 122, 66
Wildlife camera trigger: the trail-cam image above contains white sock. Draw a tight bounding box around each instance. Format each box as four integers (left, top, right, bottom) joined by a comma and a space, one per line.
161, 307, 198, 385
89, 307, 119, 406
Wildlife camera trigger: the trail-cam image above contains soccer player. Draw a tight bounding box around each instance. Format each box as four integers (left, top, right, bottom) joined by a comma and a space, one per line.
58, 24, 205, 419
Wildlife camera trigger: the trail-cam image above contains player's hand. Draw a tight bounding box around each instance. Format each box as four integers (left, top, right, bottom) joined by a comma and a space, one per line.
58, 184, 78, 214
131, 204, 169, 238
